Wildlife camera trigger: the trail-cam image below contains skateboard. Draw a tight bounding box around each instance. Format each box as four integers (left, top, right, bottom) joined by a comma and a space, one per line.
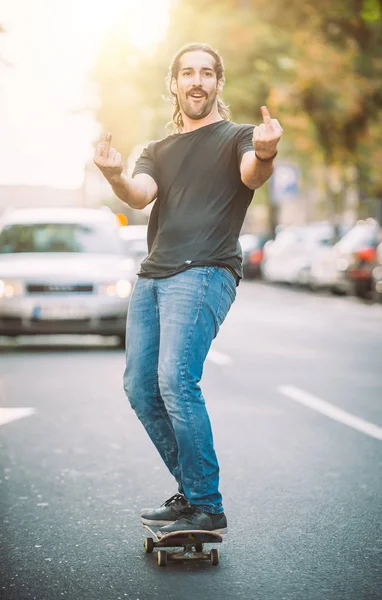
142, 524, 223, 566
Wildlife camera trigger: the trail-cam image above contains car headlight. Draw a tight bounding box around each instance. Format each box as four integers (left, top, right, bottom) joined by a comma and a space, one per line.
98, 279, 132, 299
0, 279, 24, 298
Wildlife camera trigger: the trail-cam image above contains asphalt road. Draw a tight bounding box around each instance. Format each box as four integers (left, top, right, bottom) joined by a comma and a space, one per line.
1, 282, 382, 600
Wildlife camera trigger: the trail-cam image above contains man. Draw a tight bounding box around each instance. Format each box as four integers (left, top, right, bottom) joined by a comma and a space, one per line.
94, 43, 282, 535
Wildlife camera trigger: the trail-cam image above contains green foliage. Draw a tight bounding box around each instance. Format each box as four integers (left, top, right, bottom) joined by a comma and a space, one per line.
361, 0, 381, 23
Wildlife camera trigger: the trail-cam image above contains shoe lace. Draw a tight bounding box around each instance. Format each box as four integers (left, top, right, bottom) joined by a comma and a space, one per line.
162, 493, 186, 507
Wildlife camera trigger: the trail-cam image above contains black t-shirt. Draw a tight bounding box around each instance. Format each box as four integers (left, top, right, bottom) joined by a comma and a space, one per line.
132, 119, 255, 284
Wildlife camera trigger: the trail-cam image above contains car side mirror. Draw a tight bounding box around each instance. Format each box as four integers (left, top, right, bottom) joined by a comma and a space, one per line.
264, 240, 274, 251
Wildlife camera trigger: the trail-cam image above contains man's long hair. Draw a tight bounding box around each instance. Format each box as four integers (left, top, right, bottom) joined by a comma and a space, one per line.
167, 43, 231, 133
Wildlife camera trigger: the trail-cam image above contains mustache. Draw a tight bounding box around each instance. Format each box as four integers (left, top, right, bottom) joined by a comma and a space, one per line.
187, 88, 208, 98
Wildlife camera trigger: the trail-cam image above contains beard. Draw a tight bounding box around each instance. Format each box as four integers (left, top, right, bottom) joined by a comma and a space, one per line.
178, 88, 218, 121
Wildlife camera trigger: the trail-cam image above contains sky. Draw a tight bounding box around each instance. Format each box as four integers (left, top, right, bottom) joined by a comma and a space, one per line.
0, 0, 170, 190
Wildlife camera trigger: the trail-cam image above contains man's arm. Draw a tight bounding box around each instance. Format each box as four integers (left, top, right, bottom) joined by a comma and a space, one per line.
109, 173, 158, 210
240, 150, 275, 190
93, 133, 158, 210
240, 106, 283, 190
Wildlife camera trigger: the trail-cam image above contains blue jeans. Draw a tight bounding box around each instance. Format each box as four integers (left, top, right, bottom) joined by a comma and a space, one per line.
123, 266, 237, 514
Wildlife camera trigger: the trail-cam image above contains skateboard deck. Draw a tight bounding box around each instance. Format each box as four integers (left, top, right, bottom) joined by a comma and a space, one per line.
142, 524, 223, 566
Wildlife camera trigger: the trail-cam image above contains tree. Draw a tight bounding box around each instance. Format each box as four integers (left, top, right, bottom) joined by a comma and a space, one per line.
255, 0, 382, 219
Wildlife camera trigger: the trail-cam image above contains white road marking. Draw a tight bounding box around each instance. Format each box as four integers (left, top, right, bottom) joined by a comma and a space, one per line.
207, 350, 232, 366
278, 385, 382, 441
0, 407, 36, 426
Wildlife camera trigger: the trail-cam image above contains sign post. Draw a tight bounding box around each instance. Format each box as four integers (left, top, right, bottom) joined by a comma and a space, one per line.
268, 163, 300, 237
270, 163, 300, 206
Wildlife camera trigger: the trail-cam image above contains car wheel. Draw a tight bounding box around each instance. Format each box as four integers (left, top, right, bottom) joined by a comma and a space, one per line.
330, 286, 346, 296
243, 267, 255, 279
308, 279, 319, 292
117, 335, 125, 349
297, 267, 310, 287
354, 279, 372, 299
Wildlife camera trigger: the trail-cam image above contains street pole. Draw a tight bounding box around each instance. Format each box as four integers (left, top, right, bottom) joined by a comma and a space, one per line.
266, 181, 278, 238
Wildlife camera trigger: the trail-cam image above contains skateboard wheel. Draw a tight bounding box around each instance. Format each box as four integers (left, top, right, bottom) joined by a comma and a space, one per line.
157, 550, 168, 566
210, 549, 219, 565
144, 538, 154, 553
195, 542, 203, 553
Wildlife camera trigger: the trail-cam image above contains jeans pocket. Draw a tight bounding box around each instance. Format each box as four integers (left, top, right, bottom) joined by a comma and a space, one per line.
216, 279, 236, 330
223, 277, 237, 303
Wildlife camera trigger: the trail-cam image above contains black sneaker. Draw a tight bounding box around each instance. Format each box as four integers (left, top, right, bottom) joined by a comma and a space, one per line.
140, 493, 190, 526
157, 506, 228, 536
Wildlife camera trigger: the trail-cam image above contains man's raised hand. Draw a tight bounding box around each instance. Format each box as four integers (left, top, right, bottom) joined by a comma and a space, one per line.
252, 106, 283, 161
93, 133, 124, 183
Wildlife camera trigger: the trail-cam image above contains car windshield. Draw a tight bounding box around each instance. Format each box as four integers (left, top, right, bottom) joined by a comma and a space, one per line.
273, 229, 301, 248
121, 238, 148, 256
239, 234, 261, 252
0, 223, 121, 254
337, 225, 378, 252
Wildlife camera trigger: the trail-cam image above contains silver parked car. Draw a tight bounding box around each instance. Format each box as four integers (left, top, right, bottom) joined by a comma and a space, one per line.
0, 207, 136, 346
118, 224, 148, 274
261, 223, 337, 286
309, 220, 380, 296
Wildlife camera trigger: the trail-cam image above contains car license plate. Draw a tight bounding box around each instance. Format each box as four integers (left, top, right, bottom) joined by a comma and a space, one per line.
33, 306, 87, 320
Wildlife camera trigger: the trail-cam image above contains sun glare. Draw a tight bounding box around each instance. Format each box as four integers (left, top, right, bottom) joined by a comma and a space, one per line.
128, 0, 171, 51
0, 0, 171, 188
78, 0, 171, 53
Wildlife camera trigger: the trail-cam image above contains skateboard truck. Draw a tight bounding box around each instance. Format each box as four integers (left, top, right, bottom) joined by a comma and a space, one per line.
142, 525, 222, 567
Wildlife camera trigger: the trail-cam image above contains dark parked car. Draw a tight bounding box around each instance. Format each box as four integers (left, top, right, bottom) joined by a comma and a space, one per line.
371, 241, 382, 303
342, 220, 381, 299
239, 233, 271, 279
